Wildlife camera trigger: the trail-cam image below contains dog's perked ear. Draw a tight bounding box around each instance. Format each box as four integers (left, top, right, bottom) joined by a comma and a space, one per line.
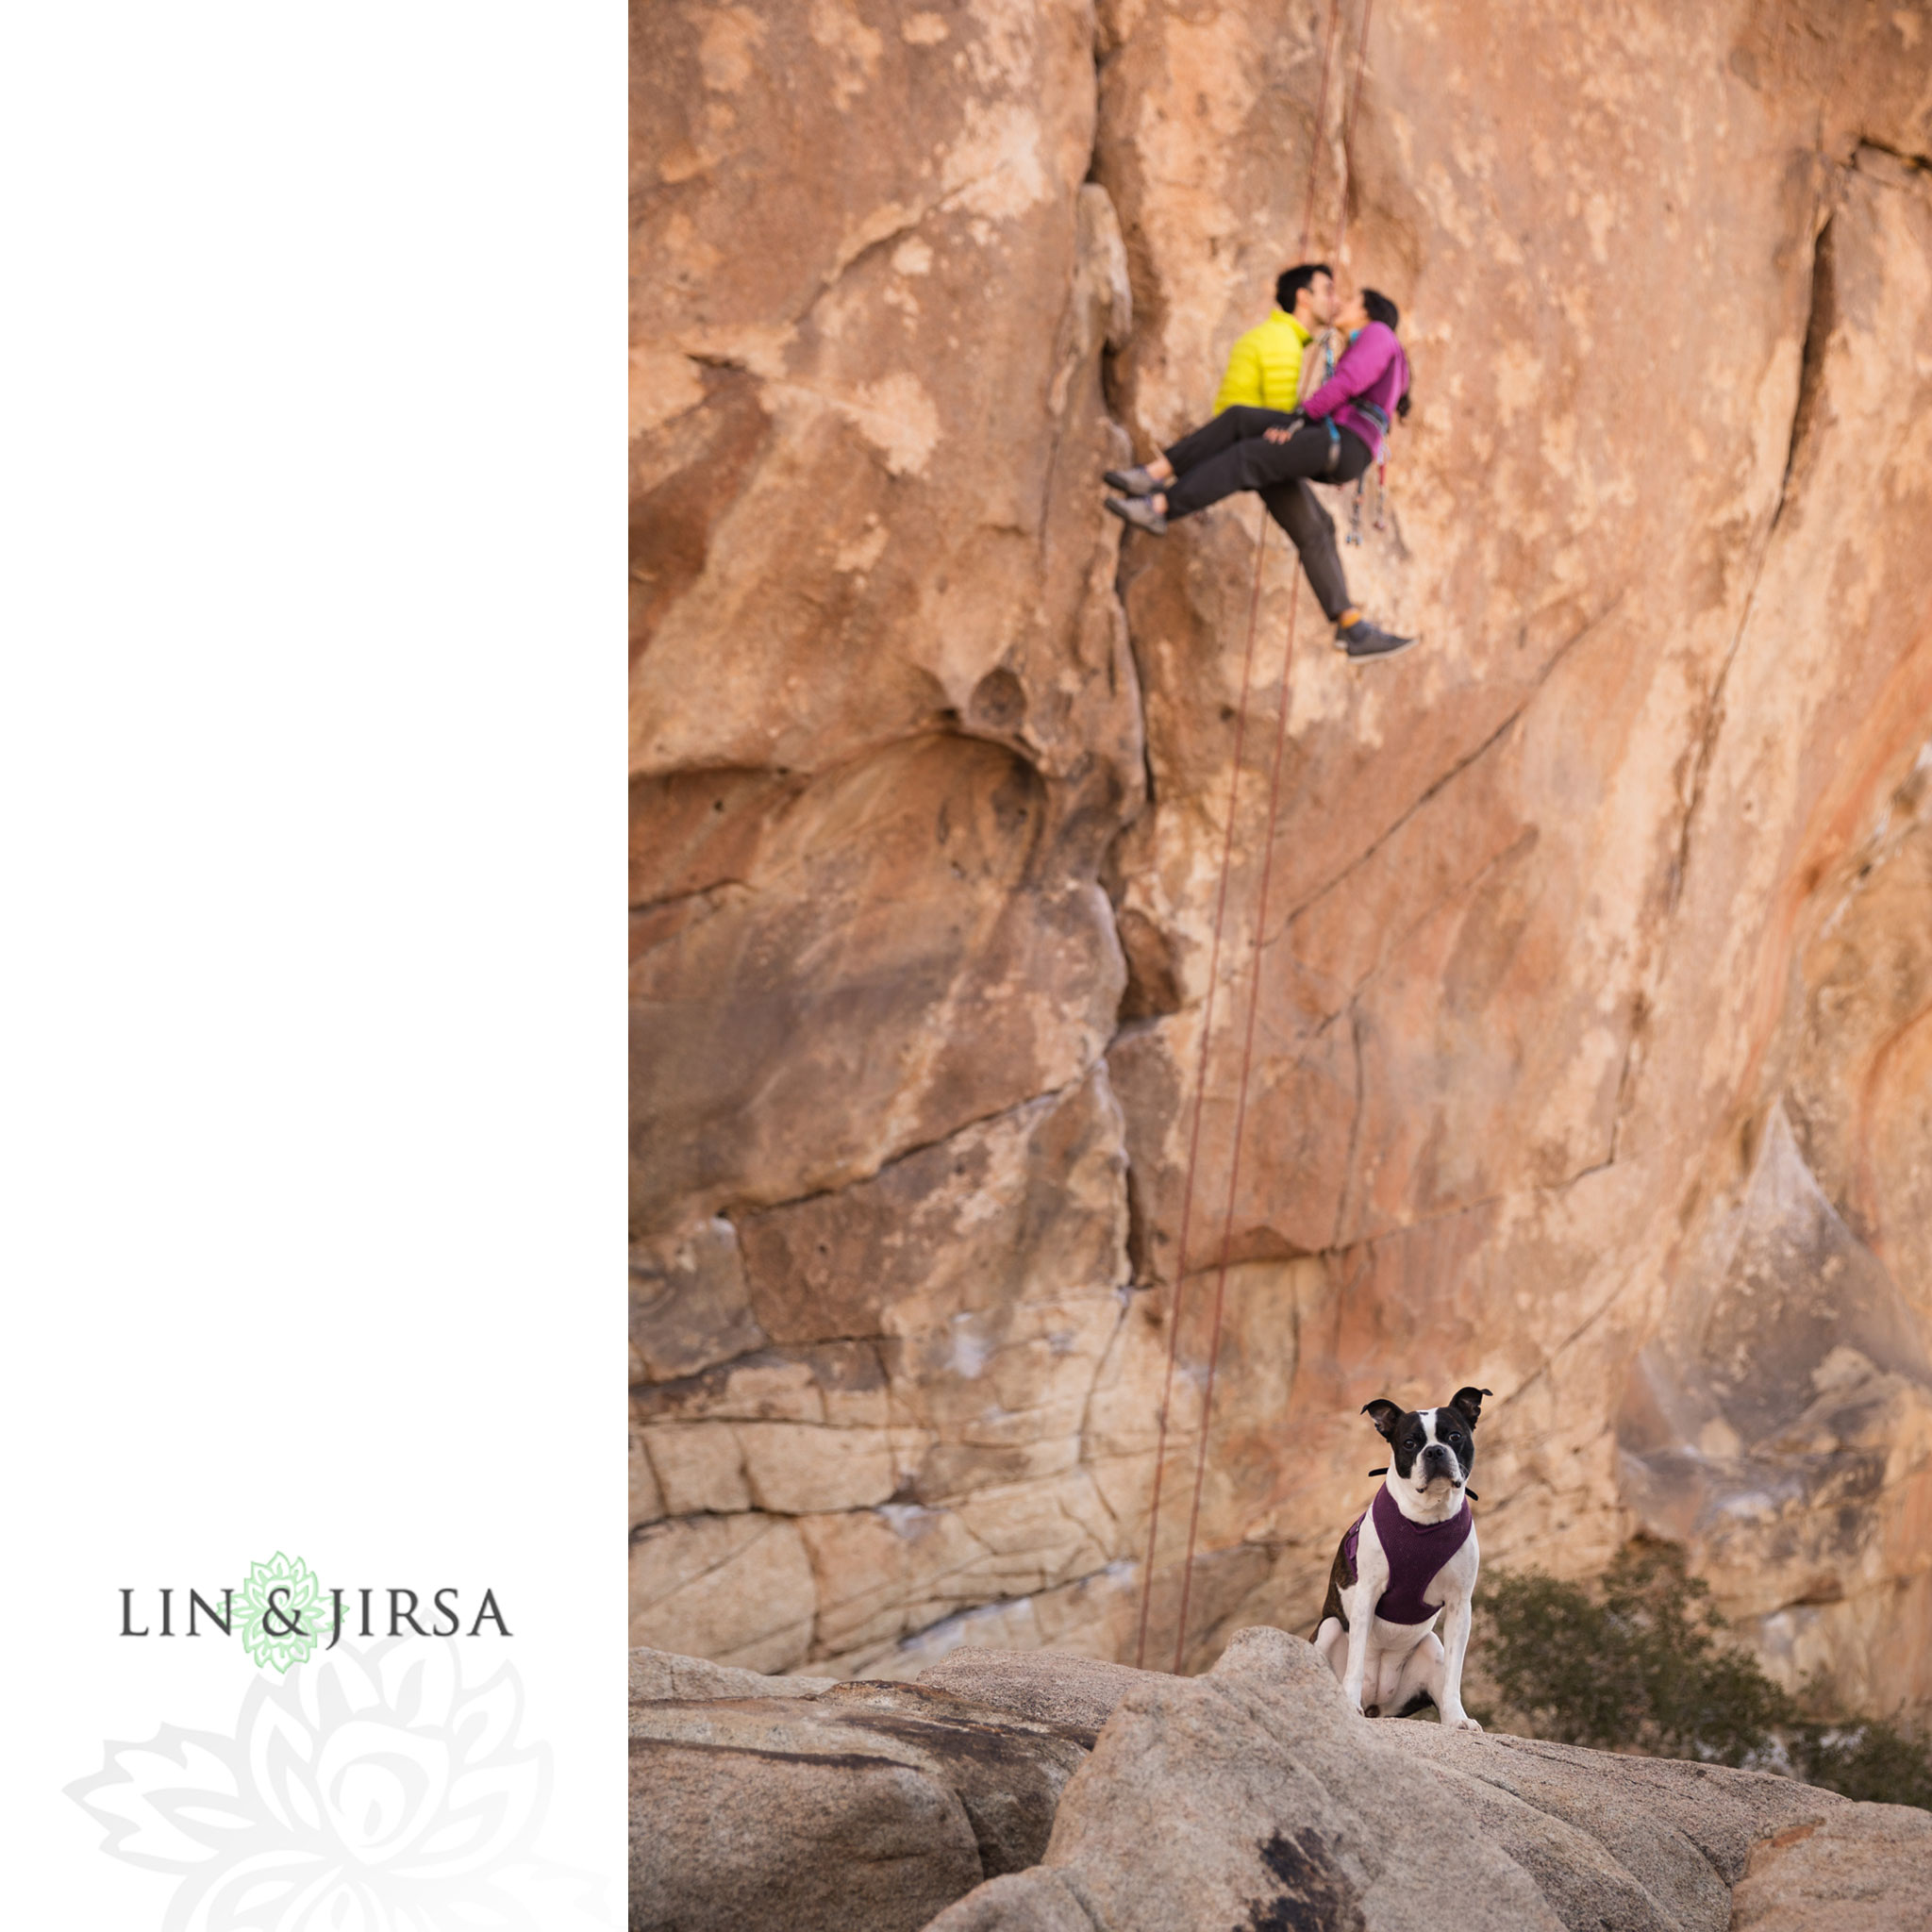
1361, 1399, 1405, 1441
1449, 1386, 1494, 1429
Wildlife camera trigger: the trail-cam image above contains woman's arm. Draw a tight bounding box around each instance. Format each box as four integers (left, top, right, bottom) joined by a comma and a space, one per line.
1300, 324, 1397, 421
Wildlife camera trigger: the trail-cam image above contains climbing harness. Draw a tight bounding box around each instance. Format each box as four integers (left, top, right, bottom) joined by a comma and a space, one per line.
1135, 0, 1382, 1676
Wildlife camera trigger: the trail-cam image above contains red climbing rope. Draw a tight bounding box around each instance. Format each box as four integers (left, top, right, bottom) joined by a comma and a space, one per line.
1133, 512, 1270, 1672
1332, 0, 1375, 261
1135, 0, 1378, 1674
1297, 0, 1343, 258
1170, 585, 1304, 1674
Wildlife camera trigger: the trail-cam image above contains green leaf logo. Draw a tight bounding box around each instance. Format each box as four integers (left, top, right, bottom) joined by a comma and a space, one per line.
234, 1553, 325, 1673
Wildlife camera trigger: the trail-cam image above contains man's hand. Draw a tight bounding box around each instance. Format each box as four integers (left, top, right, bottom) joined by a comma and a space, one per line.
1263, 413, 1306, 444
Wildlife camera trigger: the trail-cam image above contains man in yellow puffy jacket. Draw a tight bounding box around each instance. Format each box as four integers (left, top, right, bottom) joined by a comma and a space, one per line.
1213, 261, 1337, 412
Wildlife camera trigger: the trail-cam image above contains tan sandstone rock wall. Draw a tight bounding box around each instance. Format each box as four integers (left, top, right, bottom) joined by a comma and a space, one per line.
631, 0, 1932, 1711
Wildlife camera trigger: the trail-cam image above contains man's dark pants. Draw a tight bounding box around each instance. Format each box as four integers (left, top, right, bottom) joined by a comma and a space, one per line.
1160, 407, 1373, 624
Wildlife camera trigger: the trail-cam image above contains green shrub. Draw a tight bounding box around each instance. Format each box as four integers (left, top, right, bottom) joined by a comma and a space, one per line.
1789, 1719, 1932, 1809
1474, 1541, 1931, 1808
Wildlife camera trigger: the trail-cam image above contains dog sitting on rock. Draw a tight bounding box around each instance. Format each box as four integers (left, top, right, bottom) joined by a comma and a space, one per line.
1311, 1386, 1492, 1730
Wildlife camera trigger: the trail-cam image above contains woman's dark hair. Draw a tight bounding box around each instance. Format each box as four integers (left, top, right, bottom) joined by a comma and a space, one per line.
1361, 288, 1400, 332
1359, 287, 1412, 418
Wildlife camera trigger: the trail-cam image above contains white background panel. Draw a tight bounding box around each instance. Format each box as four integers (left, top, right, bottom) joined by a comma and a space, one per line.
0, 6, 625, 1921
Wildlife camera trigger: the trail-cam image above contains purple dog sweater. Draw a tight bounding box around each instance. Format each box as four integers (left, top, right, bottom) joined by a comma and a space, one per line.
1341, 1485, 1474, 1626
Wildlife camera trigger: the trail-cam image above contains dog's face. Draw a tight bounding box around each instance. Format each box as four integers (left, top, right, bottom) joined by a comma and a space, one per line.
1362, 1387, 1491, 1495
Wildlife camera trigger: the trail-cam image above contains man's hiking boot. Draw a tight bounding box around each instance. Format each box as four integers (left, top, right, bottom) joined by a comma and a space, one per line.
1104, 464, 1162, 495
1106, 495, 1168, 534
1337, 618, 1417, 662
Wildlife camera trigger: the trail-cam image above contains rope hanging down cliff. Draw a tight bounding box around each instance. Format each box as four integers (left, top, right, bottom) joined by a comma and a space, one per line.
1134, 0, 1381, 1674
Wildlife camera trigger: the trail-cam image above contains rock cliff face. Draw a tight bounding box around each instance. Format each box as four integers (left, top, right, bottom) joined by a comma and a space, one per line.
631, 0, 1932, 1710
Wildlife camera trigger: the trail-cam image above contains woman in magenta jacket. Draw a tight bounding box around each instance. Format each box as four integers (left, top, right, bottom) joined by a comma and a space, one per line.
1105, 288, 1416, 661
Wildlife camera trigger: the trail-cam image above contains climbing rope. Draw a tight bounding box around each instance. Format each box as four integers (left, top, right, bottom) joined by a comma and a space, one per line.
1133, 512, 1270, 1673
1338, 0, 1383, 545
1134, 0, 1379, 1674
1297, 0, 1344, 258
1332, 0, 1375, 263
1169, 583, 1303, 1673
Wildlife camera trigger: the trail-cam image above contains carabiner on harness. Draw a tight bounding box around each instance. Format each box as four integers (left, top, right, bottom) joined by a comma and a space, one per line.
1347, 460, 1391, 546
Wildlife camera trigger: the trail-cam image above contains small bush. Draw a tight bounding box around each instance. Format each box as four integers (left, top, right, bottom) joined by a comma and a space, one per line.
1789, 1720, 1932, 1810
1475, 1541, 1932, 1808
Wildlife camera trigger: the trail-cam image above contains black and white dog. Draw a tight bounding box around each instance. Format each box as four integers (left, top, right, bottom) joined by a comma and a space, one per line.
1311, 1387, 1491, 1730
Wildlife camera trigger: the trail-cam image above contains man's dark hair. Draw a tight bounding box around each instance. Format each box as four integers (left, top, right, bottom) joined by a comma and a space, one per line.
1361, 288, 1400, 332
1275, 261, 1332, 312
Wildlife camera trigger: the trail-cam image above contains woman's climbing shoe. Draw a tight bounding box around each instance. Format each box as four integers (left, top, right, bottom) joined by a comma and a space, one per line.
1104, 464, 1161, 495
1106, 495, 1168, 534
1338, 618, 1417, 661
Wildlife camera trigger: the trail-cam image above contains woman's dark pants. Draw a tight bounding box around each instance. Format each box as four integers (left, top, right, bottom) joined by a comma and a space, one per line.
1161, 407, 1373, 623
